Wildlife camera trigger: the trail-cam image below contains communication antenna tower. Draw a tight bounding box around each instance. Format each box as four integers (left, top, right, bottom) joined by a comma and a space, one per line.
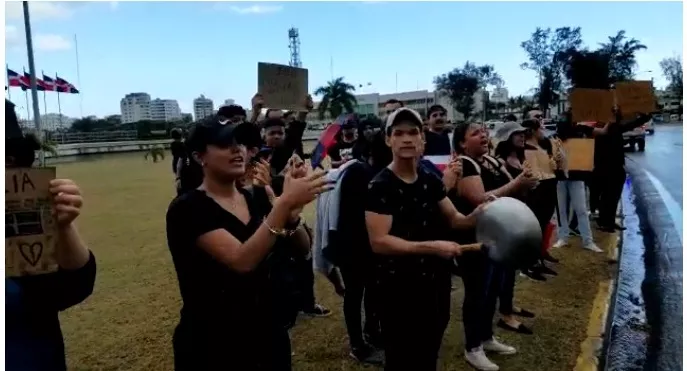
288, 27, 302, 68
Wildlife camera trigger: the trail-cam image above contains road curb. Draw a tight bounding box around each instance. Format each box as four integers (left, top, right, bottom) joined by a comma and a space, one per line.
574, 225, 619, 371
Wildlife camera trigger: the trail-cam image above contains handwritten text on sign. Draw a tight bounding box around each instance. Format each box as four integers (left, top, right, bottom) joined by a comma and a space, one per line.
615, 81, 655, 118
257, 62, 308, 111
570, 88, 614, 123
5, 167, 59, 277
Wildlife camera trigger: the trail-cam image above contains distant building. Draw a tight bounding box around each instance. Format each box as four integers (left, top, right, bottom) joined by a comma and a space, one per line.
149, 98, 182, 122
224, 99, 235, 106
491, 87, 509, 103
193, 95, 214, 121
120, 92, 152, 124
181, 113, 193, 123
20, 113, 76, 131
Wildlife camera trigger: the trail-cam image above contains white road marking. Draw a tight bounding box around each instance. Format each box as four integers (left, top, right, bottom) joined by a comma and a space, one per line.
643, 169, 683, 245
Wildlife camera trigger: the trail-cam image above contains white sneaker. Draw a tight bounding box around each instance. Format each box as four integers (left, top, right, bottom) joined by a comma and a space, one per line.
482, 337, 517, 355
584, 243, 603, 253
464, 347, 499, 371
553, 239, 569, 249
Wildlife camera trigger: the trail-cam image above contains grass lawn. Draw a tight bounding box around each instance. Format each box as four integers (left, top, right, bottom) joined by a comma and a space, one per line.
57, 150, 617, 371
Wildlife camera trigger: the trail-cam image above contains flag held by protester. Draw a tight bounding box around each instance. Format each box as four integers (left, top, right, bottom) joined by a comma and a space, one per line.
310, 113, 355, 169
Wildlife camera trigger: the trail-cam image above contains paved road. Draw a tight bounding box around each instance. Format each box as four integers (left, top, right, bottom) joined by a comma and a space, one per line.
626, 124, 683, 207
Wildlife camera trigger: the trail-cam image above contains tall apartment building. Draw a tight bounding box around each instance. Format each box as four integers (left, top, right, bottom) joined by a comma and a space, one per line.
193, 95, 214, 121
491, 87, 509, 103
149, 99, 182, 122
120, 93, 151, 124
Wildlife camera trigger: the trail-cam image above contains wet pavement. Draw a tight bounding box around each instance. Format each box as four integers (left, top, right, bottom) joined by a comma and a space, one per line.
605, 124, 683, 371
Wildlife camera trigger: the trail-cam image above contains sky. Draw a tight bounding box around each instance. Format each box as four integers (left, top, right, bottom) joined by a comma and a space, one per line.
3, 0, 684, 119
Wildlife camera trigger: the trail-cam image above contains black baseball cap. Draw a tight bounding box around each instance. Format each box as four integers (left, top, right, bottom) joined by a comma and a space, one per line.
217, 104, 246, 119
186, 115, 256, 153
340, 114, 359, 129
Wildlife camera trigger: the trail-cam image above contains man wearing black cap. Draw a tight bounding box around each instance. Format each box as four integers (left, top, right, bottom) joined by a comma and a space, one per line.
365, 107, 482, 371
423, 104, 452, 156
327, 115, 359, 168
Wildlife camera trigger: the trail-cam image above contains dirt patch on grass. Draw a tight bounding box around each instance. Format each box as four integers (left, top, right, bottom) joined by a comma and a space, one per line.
57, 152, 616, 370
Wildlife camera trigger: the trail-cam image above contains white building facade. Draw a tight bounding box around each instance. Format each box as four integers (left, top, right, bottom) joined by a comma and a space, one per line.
193, 95, 214, 121
149, 99, 182, 122
120, 93, 152, 124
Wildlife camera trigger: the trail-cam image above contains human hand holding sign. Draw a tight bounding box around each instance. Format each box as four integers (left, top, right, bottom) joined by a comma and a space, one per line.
303, 95, 314, 112
252, 93, 265, 112
50, 179, 83, 227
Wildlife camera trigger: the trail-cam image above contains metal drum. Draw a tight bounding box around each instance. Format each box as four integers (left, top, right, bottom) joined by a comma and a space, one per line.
475, 197, 542, 268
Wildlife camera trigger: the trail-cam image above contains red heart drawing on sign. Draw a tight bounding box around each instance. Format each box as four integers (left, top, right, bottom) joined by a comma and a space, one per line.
18, 242, 43, 266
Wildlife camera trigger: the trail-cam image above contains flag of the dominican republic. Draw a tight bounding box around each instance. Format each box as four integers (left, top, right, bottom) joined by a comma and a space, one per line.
310, 113, 353, 169
42, 74, 58, 91
55, 75, 79, 94
422, 132, 454, 172
7, 68, 27, 88
20, 72, 47, 91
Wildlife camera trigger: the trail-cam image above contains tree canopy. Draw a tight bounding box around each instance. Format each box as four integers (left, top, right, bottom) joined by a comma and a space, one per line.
313, 77, 358, 120
660, 56, 683, 100
434, 61, 502, 120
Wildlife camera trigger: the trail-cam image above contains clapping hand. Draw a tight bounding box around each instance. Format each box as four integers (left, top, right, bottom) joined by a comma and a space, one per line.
252, 159, 272, 188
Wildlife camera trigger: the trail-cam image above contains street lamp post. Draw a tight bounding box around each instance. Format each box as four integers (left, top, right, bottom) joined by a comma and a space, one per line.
22, 1, 44, 165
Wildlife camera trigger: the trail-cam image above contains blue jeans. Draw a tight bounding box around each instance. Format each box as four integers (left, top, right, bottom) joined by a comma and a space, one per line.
556, 180, 593, 246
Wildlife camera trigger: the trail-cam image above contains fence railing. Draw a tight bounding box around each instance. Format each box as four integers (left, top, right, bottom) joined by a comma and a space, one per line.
47, 130, 139, 145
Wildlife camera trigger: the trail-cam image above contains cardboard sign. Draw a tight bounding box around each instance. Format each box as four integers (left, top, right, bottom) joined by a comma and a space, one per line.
562, 138, 595, 172
615, 81, 655, 117
257, 62, 308, 111
6, 167, 59, 277
570, 88, 614, 123
524, 148, 555, 180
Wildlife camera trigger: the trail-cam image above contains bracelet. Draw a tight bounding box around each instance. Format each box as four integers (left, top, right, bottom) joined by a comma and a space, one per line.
264, 219, 300, 237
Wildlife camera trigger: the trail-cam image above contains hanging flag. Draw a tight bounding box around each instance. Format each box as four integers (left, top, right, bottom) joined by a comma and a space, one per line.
42, 74, 58, 91
55, 75, 79, 94
21, 71, 47, 91
7, 68, 27, 88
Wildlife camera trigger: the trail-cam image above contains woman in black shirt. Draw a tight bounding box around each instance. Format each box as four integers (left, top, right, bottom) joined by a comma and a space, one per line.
165, 116, 330, 371
451, 122, 537, 371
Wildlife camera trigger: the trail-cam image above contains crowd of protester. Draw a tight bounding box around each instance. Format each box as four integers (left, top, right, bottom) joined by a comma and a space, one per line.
4, 88, 650, 370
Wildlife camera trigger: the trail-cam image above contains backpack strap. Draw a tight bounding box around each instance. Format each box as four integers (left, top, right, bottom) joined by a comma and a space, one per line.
458, 155, 481, 175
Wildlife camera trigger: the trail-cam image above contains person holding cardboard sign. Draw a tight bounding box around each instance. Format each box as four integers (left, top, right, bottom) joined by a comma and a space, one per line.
6, 100, 96, 371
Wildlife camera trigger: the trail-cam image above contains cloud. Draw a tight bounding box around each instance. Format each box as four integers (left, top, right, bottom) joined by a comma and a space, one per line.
35, 34, 71, 51
109, 1, 119, 10
5, 25, 71, 52
223, 4, 283, 15
5, 1, 75, 21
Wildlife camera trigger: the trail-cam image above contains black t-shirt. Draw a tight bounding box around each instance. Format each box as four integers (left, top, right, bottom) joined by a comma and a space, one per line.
328, 139, 357, 163
165, 188, 300, 347
450, 156, 511, 244
171, 141, 185, 174
365, 167, 450, 280
424, 130, 452, 156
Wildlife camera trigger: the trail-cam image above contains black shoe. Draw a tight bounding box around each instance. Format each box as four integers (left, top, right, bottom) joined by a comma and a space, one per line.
613, 223, 626, 231
542, 252, 559, 264
512, 308, 535, 318
597, 224, 616, 233
522, 268, 547, 282
497, 319, 533, 335
301, 304, 331, 317
539, 265, 558, 276
350, 345, 385, 366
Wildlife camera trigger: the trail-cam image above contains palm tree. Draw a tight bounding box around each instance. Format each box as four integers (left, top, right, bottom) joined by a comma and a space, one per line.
599, 30, 647, 83
313, 77, 358, 120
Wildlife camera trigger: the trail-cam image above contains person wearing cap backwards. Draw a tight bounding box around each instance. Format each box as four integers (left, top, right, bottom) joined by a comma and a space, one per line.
365, 107, 485, 371
450, 121, 538, 371
423, 104, 452, 156
165, 116, 331, 370
6, 100, 97, 371
328, 114, 360, 168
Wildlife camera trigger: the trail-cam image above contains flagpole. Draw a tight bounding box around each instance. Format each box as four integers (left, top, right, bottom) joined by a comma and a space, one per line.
74, 34, 83, 117
41, 69, 48, 120
23, 67, 30, 121
57, 73, 63, 128
23, 1, 44, 165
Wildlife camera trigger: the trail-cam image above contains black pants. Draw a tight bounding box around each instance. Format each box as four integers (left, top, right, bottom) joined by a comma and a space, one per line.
499, 268, 516, 315
377, 273, 451, 371
460, 253, 502, 351
173, 320, 292, 371
340, 263, 381, 349
597, 168, 626, 227
296, 256, 316, 310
